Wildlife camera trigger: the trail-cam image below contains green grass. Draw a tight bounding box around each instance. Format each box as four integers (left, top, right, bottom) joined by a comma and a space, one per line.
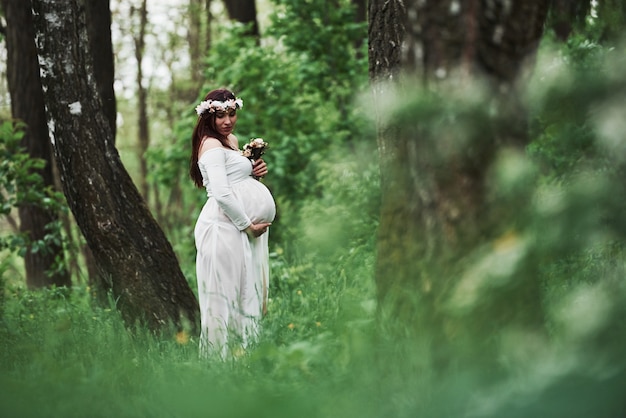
0, 249, 380, 418
3, 241, 626, 418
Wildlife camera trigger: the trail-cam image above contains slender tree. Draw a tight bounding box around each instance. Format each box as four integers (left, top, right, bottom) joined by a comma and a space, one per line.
187, 0, 210, 90
31, 0, 199, 332
131, 0, 151, 201
1, 0, 71, 289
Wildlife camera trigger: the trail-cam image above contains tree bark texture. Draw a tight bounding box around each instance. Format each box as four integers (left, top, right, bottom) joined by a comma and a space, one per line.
30, 0, 199, 332
84, 0, 117, 295
370, 0, 550, 367
368, 0, 404, 83
84, 0, 117, 137
2, 0, 71, 289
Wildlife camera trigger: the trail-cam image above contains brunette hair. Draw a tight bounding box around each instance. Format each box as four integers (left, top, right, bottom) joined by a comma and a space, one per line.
189, 88, 237, 188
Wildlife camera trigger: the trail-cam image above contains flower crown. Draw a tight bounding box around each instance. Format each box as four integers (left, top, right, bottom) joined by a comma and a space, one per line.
195, 98, 243, 116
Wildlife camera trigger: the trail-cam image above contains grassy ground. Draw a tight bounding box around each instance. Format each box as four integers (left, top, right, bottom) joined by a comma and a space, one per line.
2, 244, 626, 418
0, 249, 381, 418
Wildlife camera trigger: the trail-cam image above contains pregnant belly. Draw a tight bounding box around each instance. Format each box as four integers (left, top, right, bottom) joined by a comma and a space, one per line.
238, 181, 276, 224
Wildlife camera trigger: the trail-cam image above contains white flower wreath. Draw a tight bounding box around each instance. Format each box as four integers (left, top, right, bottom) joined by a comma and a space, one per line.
195, 98, 243, 116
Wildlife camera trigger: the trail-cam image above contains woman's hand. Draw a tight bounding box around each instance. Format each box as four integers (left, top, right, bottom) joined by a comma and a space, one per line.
252, 159, 268, 179
245, 222, 271, 238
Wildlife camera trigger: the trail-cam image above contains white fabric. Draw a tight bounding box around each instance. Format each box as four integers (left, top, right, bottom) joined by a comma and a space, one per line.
194, 148, 276, 358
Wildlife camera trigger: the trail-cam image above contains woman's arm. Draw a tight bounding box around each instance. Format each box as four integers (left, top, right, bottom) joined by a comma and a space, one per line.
200, 147, 251, 230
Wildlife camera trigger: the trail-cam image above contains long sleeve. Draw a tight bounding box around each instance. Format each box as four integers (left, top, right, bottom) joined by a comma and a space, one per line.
199, 148, 251, 230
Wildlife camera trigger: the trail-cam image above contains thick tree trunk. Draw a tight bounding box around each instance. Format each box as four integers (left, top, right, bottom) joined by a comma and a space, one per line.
370, 0, 549, 368
31, 0, 199, 332
84, 0, 117, 298
2, 0, 71, 289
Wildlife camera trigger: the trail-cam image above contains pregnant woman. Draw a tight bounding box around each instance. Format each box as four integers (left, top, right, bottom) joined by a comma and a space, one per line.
189, 88, 276, 358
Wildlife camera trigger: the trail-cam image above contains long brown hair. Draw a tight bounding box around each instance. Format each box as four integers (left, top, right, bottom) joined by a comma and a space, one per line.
189, 88, 237, 188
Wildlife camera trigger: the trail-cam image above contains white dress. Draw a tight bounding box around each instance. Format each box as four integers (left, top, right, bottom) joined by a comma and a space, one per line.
194, 147, 276, 358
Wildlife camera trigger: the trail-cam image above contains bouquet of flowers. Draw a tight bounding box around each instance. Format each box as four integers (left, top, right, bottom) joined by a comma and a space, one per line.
242, 138, 268, 161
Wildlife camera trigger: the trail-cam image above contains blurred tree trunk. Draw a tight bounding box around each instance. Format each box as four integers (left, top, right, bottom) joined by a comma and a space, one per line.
352, 0, 367, 56
1, 0, 71, 289
223, 0, 259, 38
31, 0, 199, 332
549, 0, 591, 41
131, 0, 150, 201
205, 0, 213, 52
188, 0, 206, 90
370, 0, 549, 368
352, 0, 367, 23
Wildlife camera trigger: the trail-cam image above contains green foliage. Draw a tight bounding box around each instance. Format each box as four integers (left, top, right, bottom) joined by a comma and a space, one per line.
146, 0, 368, 251
0, 121, 69, 282
268, 0, 367, 97
595, 0, 626, 43
528, 34, 624, 177
5, 3, 626, 417
0, 232, 379, 417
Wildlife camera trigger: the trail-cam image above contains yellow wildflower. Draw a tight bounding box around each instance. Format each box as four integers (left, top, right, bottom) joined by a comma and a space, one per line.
175, 330, 190, 345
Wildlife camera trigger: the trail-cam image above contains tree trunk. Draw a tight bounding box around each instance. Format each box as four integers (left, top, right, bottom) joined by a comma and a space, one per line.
132, 0, 150, 201
223, 0, 259, 38
83, 0, 117, 298
31, 0, 199, 332
205, 0, 213, 53
351, 0, 367, 58
84, 0, 116, 137
549, 0, 591, 41
2, 0, 71, 289
370, 0, 549, 369
188, 0, 205, 89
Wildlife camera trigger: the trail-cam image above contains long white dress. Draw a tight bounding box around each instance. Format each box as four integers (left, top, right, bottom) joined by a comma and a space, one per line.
194, 147, 276, 358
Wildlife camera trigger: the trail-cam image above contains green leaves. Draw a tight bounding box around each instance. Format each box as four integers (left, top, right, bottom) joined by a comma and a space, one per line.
0, 121, 68, 260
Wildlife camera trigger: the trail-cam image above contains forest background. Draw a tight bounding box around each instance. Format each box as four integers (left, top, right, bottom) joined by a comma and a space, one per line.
1, 0, 626, 417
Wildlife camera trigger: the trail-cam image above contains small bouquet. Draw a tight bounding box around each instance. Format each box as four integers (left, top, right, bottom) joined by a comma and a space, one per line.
242, 138, 268, 162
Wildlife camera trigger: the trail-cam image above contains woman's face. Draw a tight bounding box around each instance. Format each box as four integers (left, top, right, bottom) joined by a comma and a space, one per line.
214, 109, 237, 137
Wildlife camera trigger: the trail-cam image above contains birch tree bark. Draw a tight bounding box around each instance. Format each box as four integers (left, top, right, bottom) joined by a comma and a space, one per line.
2, 0, 71, 289
30, 0, 199, 332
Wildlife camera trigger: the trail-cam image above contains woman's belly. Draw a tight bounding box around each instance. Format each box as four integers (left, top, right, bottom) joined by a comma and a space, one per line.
235, 179, 276, 224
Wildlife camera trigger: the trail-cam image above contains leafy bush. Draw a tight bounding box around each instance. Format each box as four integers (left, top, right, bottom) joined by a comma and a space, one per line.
0, 121, 70, 286
146, 0, 368, 256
